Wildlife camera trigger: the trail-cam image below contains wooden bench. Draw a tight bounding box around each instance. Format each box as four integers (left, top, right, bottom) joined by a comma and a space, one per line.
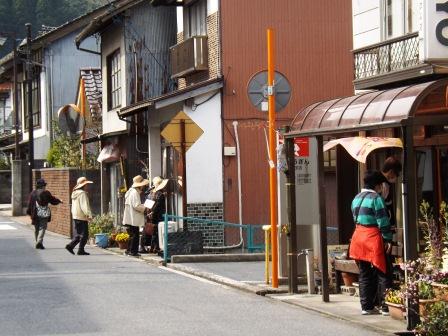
334, 259, 359, 293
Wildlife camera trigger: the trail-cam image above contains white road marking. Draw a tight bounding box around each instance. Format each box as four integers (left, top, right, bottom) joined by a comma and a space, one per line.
0, 224, 17, 230
160, 266, 229, 288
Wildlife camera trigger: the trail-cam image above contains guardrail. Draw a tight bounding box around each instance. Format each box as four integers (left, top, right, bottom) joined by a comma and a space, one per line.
162, 214, 265, 264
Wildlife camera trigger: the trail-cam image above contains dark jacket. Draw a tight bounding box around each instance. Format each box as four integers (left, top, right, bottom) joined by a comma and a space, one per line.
150, 191, 166, 224
26, 188, 62, 224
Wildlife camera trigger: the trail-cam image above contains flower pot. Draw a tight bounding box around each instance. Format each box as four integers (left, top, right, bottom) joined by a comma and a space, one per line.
386, 302, 405, 321
94, 233, 109, 248
432, 282, 448, 302
117, 240, 129, 250
341, 272, 358, 286
419, 299, 438, 320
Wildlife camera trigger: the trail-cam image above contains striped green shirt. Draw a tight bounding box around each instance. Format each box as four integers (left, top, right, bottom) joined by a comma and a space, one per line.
351, 189, 392, 241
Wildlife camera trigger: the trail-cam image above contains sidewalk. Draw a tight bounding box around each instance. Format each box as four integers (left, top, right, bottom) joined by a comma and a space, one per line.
1, 207, 408, 335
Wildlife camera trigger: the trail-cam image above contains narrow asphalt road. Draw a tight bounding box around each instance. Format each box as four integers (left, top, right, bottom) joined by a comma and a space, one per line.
0, 216, 386, 336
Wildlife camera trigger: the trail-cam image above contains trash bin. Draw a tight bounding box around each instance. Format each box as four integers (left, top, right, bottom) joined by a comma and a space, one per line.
158, 221, 178, 250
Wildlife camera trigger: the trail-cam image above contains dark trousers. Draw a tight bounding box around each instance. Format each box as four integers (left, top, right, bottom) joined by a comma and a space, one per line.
126, 225, 140, 254
359, 258, 392, 311
150, 223, 159, 250
140, 232, 151, 248
377, 253, 394, 310
67, 220, 89, 252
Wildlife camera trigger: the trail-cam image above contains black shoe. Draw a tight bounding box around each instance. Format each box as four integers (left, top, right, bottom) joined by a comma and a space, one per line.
35, 243, 45, 249
138, 249, 149, 254
77, 250, 90, 256
65, 245, 75, 255
130, 253, 141, 257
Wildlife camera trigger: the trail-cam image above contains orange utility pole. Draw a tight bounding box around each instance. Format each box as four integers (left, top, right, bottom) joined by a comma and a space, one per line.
267, 28, 278, 288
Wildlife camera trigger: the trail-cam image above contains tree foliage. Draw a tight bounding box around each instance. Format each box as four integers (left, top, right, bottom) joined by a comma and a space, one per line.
46, 122, 98, 169
0, 0, 108, 57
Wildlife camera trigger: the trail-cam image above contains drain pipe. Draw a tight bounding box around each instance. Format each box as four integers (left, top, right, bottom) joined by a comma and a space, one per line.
202, 121, 244, 250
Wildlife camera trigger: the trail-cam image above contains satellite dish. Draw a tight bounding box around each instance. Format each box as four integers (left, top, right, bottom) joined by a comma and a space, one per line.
247, 70, 291, 112
57, 104, 85, 136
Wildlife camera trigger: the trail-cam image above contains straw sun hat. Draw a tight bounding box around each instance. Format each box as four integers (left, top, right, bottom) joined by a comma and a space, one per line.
131, 175, 150, 188
73, 177, 93, 190
152, 176, 169, 192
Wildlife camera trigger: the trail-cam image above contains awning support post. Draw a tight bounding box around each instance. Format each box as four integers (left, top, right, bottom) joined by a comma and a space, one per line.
402, 122, 420, 330
285, 127, 298, 294
317, 135, 329, 302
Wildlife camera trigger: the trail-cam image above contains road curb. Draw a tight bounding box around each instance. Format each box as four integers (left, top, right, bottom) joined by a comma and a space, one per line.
171, 253, 266, 263
166, 263, 288, 296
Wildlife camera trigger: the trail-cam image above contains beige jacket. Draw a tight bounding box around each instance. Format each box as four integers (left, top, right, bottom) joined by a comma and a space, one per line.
122, 188, 146, 227
71, 190, 93, 221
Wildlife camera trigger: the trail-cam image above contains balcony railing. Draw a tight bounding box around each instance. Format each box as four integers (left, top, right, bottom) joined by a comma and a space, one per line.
354, 32, 420, 80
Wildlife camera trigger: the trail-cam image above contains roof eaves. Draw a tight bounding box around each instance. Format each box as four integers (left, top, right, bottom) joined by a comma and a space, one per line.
75, 0, 146, 48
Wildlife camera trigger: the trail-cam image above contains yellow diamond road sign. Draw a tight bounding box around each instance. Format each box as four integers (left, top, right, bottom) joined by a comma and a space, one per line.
160, 111, 204, 152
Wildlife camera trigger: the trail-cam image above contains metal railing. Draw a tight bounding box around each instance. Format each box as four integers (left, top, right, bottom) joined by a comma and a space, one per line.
162, 214, 265, 264
354, 32, 420, 80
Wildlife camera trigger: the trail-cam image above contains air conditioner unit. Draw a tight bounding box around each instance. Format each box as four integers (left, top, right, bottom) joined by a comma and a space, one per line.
170, 35, 208, 79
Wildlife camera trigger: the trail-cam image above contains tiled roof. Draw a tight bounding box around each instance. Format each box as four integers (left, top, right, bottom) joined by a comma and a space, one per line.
80, 68, 102, 121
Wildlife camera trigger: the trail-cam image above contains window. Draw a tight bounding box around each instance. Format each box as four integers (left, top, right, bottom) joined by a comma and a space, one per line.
24, 77, 40, 130
183, 0, 207, 38
383, 0, 417, 40
107, 50, 121, 110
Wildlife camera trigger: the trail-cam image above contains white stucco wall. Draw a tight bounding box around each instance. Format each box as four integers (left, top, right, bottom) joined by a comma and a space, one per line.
352, 0, 381, 49
184, 91, 222, 203
101, 25, 127, 134
353, 0, 424, 50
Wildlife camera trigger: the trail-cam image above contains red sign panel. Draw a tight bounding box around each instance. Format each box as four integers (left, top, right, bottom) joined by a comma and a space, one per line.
294, 138, 309, 157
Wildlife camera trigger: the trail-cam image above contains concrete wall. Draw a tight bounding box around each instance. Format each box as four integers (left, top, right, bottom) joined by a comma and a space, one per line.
33, 168, 101, 237
0, 170, 11, 203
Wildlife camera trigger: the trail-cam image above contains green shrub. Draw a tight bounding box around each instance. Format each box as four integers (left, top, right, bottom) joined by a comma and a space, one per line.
46, 122, 98, 169
90, 212, 115, 235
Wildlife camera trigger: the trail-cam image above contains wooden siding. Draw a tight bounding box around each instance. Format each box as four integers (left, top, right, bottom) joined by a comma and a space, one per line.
221, 0, 354, 225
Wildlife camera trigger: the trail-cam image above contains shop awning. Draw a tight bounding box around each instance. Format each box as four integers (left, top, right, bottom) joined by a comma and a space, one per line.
324, 137, 403, 163
287, 79, 448, 138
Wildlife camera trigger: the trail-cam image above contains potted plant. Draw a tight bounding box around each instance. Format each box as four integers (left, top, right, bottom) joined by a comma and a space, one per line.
432, 271, 448, 302
89, 213, 115, 248
415, 301, 448, 336
418, 280, 437, 320
88, 223, 101, 245
385, 288, 406, 320
419, 201, 445, 269
115, 232, 130, 250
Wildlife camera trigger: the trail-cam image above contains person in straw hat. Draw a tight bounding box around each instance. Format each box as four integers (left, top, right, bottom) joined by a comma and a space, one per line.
148, 176, 169, 253
66, 177, 93, 255
123, 175, 149, 256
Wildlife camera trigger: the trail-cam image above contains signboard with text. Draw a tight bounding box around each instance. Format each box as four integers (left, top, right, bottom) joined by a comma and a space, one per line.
425, 0, 448, 60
